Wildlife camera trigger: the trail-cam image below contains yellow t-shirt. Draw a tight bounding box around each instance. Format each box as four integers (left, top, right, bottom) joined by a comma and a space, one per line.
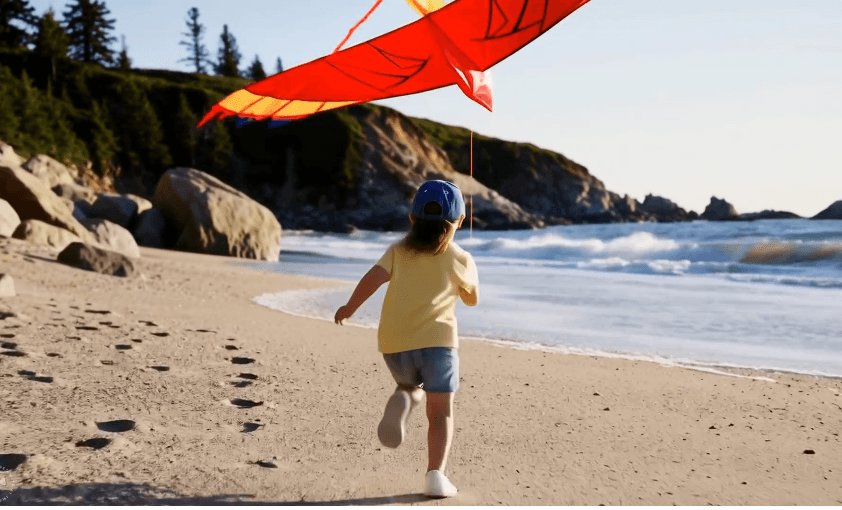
375, 241, 479, 354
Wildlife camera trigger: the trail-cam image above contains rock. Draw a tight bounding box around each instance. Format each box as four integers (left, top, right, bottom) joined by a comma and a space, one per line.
153, 168, 282, 260
82, 218, 141, 259
87, 193, 150, 228
52, 182, 98, 218
22, 155, 75, 188
0, 198, 21, 237
57, 242, 135, 277
0, 274, 15, 298
812, 200, 842, 220
702, 196, 739, 221
12, 219, 82, 250
0, 164, 91, 240
132, 207, 168, 248
0, 141, 25, 168
739, 210, 802, 221
640, 194, 681, 215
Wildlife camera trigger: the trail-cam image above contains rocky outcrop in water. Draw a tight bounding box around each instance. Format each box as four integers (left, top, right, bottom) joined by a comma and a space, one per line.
701, 196, 739, 221
813, 201, 842, 220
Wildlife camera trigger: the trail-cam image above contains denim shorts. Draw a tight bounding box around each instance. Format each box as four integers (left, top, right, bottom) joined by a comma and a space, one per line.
382, 347, 459, 393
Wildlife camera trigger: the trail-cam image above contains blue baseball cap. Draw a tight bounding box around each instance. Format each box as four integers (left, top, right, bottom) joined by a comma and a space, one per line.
411, 180, 465, 222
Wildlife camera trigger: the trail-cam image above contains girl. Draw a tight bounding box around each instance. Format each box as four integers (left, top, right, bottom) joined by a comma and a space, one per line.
334, 180, 479, 498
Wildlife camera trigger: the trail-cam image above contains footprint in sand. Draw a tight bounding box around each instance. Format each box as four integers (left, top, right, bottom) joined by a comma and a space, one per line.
131, 339, 142, 343
99, 360, 115, 366
151, 332, 169, 337
47, 353, 62, 358
150, 366, 169, 372
224, 345, 239, 351
230, 399, 263, 409
231, 381, 253, 388
1, 350, 25, 357
18, 370, 53, 384
231, 357, 255, 365
0, 333, 15, 338
250, 460, 277, 468
1, 341, 17, 349
75, 438, 111, 450
114, 344, 132, 351
242, 422, 264, 433
0, 453, 28, 471
139, 320, 158, 327
85, 310, 112, 315
76, 326, 99, 331
96, 420, 136, 433
238, 373, 258, 380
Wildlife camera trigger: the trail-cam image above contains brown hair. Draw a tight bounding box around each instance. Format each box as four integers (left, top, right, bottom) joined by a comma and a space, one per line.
403, 201, 455, 255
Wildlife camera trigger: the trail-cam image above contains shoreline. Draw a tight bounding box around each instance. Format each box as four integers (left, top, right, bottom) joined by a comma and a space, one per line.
2, 239, 841, 504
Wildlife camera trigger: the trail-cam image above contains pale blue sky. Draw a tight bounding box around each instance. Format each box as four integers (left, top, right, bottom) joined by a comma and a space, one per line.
30, 0, 842, 216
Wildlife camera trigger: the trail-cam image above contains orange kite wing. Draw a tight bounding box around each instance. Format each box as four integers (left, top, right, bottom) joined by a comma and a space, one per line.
199, 0, 592, 127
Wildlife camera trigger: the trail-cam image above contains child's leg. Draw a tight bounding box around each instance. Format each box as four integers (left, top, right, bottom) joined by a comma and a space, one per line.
425, 391, 454, 473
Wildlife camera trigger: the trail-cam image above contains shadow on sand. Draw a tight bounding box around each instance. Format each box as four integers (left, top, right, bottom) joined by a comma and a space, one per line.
1, 482, 433, 506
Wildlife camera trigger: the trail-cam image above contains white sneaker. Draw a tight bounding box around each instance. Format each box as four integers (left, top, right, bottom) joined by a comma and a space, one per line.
424, 470, 458, 498
377, 390, 411, 448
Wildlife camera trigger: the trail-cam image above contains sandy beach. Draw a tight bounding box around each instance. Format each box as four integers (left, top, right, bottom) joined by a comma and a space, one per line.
1, 236, 841, 505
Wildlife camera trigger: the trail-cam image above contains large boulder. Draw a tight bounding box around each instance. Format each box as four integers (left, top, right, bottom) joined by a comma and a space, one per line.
12, 219, 81, 250
82, 218, 141, 259
153, 168, 282, 260
0, 164, 91, 240
813, 200, 842, 220
0, 141, 24, 168
132, 207, 168, 248
52, 182, 98, 218
57, 242, 135, 277
22, 155, 76, 188
701, 196, 739, 221
0, 198, 21, 237
87, 193, 152, 228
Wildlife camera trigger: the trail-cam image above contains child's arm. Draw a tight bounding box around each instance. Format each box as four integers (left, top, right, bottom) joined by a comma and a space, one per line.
334, 265, 391, 325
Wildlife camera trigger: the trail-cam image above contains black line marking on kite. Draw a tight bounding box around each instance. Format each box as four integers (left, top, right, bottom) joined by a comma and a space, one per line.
370, 43, 427, 69
474, 20, 542, 42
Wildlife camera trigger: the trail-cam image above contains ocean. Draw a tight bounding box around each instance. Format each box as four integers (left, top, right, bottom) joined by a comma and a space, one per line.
252, 219, 842, 378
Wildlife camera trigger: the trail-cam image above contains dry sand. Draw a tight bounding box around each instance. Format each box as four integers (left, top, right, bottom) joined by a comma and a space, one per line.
1, 236, 841, 505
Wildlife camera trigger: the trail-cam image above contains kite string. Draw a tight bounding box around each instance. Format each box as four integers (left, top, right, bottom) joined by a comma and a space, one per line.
334, 0, 384, 53
470, 130, 473, 239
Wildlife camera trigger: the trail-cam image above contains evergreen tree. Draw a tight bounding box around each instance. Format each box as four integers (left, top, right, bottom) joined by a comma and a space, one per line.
170, 93, 198, 167
197, 120, 232, 180
214, 24, 241, 78
46, 83, 88, 163
275, 57, 283, 74
179, 7, 209, 74
0, 0, 37, 49
16, 70, 53, 155
247, 54, 266, 81
116, 34, 130, 70
114, 80, 172, 178
87, 99, 119, 175
0, 65, 21, 145
62, 0, 116, 65
34, 8, 69, 82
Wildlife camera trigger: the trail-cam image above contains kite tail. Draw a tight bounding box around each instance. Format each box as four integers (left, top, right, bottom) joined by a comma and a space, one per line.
334, 0, 384, 53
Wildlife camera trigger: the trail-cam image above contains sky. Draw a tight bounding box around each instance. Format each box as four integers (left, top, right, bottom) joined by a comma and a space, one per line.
28, 0, 842, 217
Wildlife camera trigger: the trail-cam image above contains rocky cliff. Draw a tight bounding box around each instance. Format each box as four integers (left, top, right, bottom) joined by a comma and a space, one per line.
229, 104, 694, 231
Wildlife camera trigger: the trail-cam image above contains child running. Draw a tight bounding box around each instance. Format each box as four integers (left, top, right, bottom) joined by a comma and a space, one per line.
334, 180, 479, 498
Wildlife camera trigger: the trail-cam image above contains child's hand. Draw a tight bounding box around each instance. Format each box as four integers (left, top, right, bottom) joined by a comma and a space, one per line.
334, 305, 353, 325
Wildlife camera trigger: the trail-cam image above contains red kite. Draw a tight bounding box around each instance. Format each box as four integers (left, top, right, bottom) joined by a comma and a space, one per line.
198, 0, 592, 127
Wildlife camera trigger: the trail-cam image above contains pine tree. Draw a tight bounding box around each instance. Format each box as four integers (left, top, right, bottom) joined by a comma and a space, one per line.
171, 93, 198, 167
196, 120, 232, 180
62, 0, 116, 65
34, 8, 68, 82
215, 24, 241, 78
247, 54, 266, 81
275, 57, 283, 74
0, 0, 37, 49
16, 70, 53, 155
87, 99, 119, 175
47, 84, 89, 163
179, 7, 210, 74
114, 80, 172, 177
116, 34, 130, 70
0, 65, 21, 145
